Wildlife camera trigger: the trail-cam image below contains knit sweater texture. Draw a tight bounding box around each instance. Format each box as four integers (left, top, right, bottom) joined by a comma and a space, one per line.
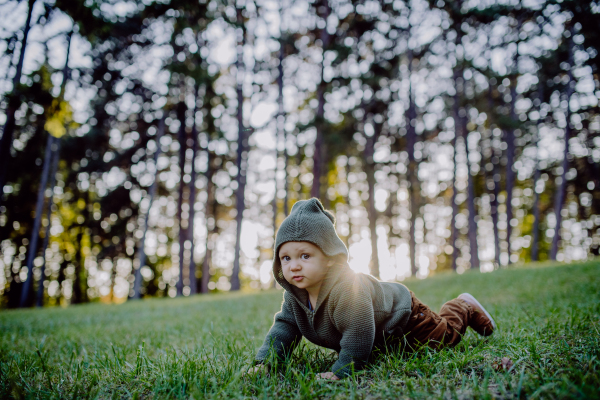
255, 199, 413, 378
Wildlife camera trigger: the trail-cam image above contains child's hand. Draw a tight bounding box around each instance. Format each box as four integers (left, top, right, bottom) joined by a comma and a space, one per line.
246, 364, 268, 376
316, 372, 340, 381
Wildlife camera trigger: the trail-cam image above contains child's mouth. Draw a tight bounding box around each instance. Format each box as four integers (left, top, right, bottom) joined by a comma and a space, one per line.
293, 276, 304, 282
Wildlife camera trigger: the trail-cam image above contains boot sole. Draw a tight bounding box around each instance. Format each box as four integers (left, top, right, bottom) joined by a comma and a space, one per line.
459, 293, 497, 332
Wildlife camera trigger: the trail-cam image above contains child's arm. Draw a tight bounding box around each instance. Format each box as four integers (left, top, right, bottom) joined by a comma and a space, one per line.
255, 291, 303, 366
329, 279, 376, 379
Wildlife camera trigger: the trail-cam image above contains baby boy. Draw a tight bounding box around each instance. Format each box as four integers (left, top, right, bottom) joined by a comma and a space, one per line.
251, 198, 496, 380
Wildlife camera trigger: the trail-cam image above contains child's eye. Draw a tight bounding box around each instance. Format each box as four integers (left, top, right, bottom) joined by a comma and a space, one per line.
301, 254, 310, 260
282, 256, 290, 262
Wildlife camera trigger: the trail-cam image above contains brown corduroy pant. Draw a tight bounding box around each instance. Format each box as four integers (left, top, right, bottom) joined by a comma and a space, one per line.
401, 291, 474, 350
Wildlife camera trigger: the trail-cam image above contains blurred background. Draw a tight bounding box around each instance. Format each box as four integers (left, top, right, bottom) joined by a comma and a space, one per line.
0, 0, 598, 309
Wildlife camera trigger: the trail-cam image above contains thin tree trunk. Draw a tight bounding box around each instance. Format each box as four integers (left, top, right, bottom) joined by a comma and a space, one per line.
486, 84, 501, 268
364, 117, 380, 278
20, 134, 53, 307
36, 138, 60, 307
272, 164, 278, 237
310, 1, 331, 200
405, 48, 419, 277
272, 140, 279, 255
187, 88, 200, 295
385, 166, 399, 261
344, 160, 352, 248
551, 31, 575, 260
284, 137, 289, 216
272, 6, 284, 235
201, 151, 215, 294
0, 0, 35, 207
176, 101, 188, 296
32, 31, 72, 307
505, 16, 523, 265
72, 192, 89, 305
531, 85, 543, 262
72, 230, 84, 303
296, 139, 304, 198
131, 117, 165, 299
504, 132, 515, 265
460, 77, 480, 270
231, 7, 247, 291
278, 33, 288, 217
463, 118, 480, 271
56, 257, 67, 304
450, 68, 461, 272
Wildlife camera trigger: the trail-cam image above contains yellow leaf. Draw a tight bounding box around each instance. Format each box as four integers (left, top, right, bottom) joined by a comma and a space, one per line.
45, 118, 66, 138
45, 99, 73, 138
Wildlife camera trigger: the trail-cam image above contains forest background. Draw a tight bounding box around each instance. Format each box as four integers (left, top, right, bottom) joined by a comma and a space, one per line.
0, 0, 599, 309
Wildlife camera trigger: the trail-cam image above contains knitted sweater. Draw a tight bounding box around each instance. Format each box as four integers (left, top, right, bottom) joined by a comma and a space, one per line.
255, 262, 413, 378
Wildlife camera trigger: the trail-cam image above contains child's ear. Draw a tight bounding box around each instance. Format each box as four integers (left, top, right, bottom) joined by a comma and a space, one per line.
326, 258, 335, 267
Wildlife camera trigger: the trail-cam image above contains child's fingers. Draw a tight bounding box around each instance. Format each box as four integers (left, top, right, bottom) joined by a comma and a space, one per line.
246, 364, 267, 376
316, 372, 339, 380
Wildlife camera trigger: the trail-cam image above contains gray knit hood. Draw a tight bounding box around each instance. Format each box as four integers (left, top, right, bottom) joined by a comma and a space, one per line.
273, 198, 349, 303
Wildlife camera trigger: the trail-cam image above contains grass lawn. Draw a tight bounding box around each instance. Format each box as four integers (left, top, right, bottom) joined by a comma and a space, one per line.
1, 260, 599, 399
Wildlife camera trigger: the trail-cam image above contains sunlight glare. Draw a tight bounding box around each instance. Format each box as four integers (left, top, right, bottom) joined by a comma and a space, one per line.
377, 226, 395, 281
259, 260, 273, 284
348, 237, 371, 275
395, 243, 411, 279
374, 189, 388, 212
240, 221, 262, 259
250, 102, 278, 128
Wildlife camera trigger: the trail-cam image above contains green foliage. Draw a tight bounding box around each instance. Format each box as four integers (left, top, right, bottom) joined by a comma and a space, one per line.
1, 260, 599, 398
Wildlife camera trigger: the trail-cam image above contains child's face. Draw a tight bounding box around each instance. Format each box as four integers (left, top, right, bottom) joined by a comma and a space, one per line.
279, 241, 333, 293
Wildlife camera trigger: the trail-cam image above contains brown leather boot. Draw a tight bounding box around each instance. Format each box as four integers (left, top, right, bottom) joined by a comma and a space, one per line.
458, 293, 497, 336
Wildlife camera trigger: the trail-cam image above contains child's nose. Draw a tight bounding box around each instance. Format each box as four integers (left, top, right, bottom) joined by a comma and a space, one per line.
290, 261, 301, 271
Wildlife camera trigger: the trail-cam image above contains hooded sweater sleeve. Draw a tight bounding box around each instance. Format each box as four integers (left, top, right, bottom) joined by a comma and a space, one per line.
329, 278, 375, 378
255, 291, 303, 364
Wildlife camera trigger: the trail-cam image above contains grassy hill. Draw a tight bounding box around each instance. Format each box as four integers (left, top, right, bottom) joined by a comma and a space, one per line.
1, 260, 599, 399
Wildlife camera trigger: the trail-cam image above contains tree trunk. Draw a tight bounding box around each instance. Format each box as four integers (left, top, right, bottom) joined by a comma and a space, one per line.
551, 31, 575, 260
531, 85, 543, 262
405, 49, 419, 277
278, 32, 288, 217
72, 231, 85, 304
459, 77, 480, 271
449, 68, 460, 272
187, 96, 199, 296
463, 118, 480, 271
310, 0, 331, 200
272, 138, 279, 256
20, 134, 54, 307
296, 139, 304, 198
384, 165, 399, 261
0, 0, 36, 207
505, 16, 523, 265
284, 136, 289, 216
56, 257, 67, 304
231, 7, 247, 291
176, 101, 188, 296
364, 118, 380, 278
486, 84, 501, 268
201, 151, 215, 294
504, 131, 515, 265
36, 138, 61, 307
72, 192, 89, 305
344, 160, 352, 248
36, 31, 72, 306
131, 117, 165, 299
